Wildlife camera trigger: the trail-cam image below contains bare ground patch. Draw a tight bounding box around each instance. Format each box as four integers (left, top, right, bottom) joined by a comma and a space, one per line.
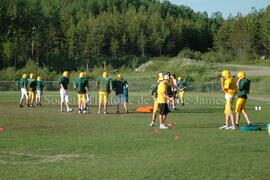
0, 150, 94, 164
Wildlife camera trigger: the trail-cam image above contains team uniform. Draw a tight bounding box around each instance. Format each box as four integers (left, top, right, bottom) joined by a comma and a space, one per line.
59, 76, 70, 104
19, 77, 29, 101
177, 79, 187, 105
235, 78, 251, 113
97, 77, 113, 104
36, 80, 45, 100
74, 76, 89, 113
28, 78, 37, 106
158, 81, 170, 115
114, 78, 128, 104
223, 77, 237, 115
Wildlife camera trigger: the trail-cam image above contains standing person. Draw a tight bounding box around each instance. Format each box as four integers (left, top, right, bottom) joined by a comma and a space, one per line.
36, 76, 45, 106
83, 72, 91, 109
235, 72, 252, 127
113, 74, 129, 114
158, 75, 174, 129
219, 70, 237, 130
19, 74, 29, 107
96, 72, 113, 114
74, 72, 89, 114
149, 75, 163, 127
177, 76, 187, 106
59, 71, 72, 112
28, 73, 37, 107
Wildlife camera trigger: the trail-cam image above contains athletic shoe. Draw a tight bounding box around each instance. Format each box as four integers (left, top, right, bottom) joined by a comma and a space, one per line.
116, 111, 120, 114
27, 104, 30, 107
219, 125, 228, 129
39, 103, 42, 106
78, 110, 82, 114
19, 104, 23, 108
160, 124, 169, 129
149, 121, 155, 127
172, 107, 177, 110
235, 124, 239, 128
181, 103, 185, 106
225, 125, 236, 130
60, 109, 64, 112
97, 111, 101, 114
247, 123, 252, 126
104, 111, 108, 114
67, 108, 73, 112
30, 104, 34, 107
83, 110, 89, 114
126, 110, 129, 114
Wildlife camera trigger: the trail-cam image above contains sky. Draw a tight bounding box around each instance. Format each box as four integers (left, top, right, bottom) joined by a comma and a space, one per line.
169, 0, 270, 18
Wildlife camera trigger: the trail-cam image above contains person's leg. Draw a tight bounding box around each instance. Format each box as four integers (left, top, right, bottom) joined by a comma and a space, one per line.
235, 112, 240, 125
229, 114, 235, 126
104, 93, 108, 113
180, 91, 185, 106
65, 91, 71, 111
19, 89, 24, 106
242, 112, 251, 124
98, 92, 103, 113
116, 95, 120, 113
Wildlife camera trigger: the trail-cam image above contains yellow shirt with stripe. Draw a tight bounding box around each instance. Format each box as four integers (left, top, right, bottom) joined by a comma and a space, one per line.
224, 77, 237, 96
157, 82, 167, 103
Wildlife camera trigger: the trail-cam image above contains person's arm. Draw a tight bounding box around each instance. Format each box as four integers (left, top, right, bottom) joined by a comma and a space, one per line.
220, 77, 225, 91
96, 78, 100, 89
236, 79, 241, 89
109, 79, 113, 91
162, 92, 173, 101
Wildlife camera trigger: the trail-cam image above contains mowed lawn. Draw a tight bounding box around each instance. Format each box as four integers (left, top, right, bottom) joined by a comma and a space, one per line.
0, 91, 270, 180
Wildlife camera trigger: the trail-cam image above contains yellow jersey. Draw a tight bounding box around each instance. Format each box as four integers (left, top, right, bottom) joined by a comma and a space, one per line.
224, 77, 237, 95
157, 82, 167, 103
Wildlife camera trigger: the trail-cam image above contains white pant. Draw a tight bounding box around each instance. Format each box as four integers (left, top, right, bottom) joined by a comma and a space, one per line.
36, 90, 42, 98
86, 92, 90, 103
21, 88, 29, 100
60, 88, 69, 103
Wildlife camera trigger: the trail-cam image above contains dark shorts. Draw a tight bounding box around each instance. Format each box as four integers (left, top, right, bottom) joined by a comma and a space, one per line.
159, 103, 170, 115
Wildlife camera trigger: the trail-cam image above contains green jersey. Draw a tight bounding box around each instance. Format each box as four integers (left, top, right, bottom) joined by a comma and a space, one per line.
178, 80, 187, 91
114, 79, 128, 95
28, 78, 37, 91
59, 76, 69, 89
150, 82, 159, 98
97, 77, 112, 93
237, 78, 251, 99
19, 78, 28, 89
74, 77, 88, 94
37, 80, 45, 91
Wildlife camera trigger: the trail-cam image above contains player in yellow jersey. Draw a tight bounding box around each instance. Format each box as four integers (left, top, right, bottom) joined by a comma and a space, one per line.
157, 75, 174, 129
149, 75, 163, 127
235, 72, 252, 127
219, 70, 237, 130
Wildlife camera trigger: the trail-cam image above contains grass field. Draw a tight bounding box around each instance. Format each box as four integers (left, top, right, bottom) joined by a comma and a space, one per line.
0, 91, 270, 180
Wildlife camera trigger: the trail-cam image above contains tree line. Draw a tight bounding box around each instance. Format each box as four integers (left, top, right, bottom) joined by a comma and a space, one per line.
0, 0, 269, 72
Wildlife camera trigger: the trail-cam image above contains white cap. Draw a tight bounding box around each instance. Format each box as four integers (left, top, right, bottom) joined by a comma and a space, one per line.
164, 75, 170, 80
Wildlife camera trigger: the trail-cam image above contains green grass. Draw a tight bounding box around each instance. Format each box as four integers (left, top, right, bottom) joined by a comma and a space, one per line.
0, 91, 270, 180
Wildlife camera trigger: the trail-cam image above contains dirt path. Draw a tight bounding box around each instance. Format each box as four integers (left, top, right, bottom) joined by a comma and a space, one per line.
226, 64, 270, 76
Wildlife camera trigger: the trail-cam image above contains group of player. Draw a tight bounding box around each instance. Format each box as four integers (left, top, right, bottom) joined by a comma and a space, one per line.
219, 70, 252, 130
58, 71, 128, 114
19, 69, 251, 130
149, 72, 187, 129
19, 73, 45, 107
